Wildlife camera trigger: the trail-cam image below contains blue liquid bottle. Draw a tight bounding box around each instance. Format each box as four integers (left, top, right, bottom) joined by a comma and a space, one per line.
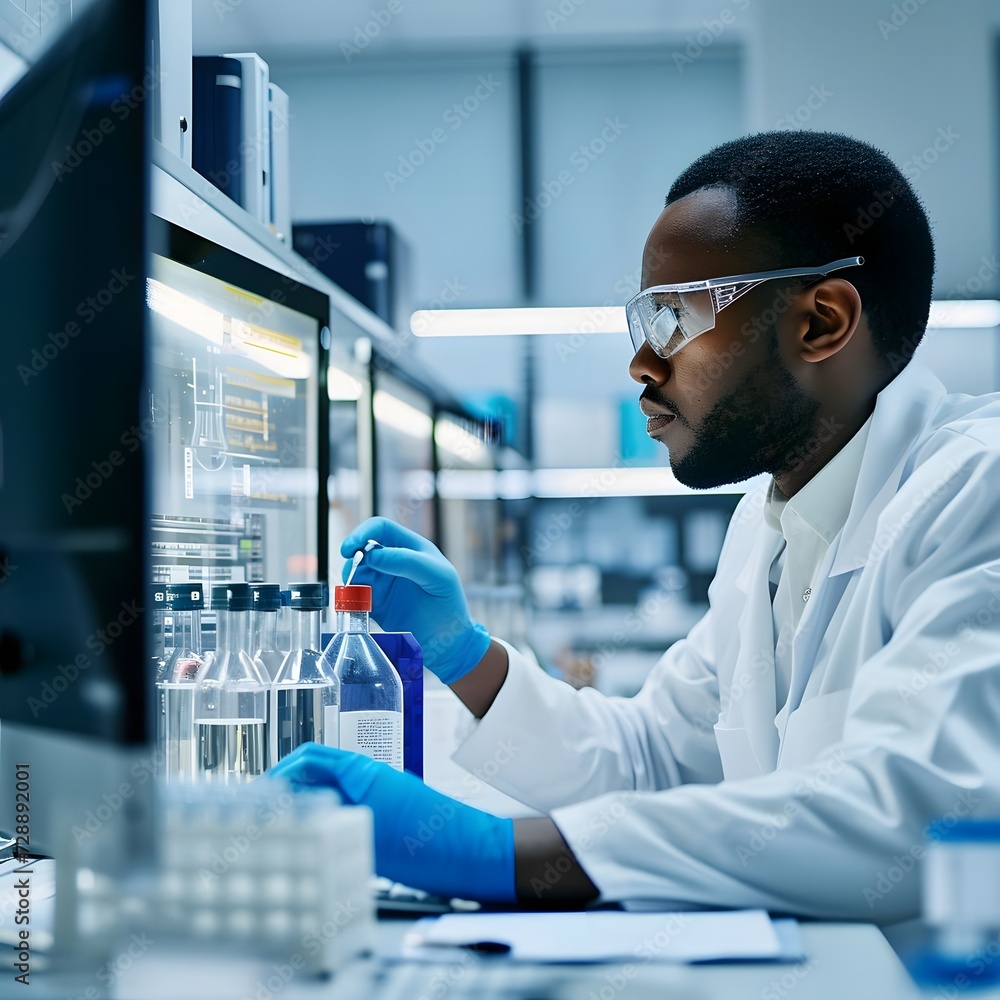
322, 585, 403, 771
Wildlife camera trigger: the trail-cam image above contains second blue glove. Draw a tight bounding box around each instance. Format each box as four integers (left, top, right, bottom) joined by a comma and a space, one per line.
270, 743, 516, 903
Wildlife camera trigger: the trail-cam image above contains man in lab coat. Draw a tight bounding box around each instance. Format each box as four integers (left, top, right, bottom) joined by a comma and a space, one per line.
272, 131, 1000, 922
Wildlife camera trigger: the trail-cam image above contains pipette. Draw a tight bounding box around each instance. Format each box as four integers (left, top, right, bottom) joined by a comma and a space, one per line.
346, 539, 381, 585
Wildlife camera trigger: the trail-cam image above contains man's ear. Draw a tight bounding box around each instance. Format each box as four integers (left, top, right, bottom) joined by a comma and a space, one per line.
797, 278, 863, 363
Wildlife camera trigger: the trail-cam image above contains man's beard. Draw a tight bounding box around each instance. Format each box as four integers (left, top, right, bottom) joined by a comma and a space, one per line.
670, 336, 821, 490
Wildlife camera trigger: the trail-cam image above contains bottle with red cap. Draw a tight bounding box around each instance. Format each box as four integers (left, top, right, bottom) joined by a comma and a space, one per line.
321, 584, 403, 771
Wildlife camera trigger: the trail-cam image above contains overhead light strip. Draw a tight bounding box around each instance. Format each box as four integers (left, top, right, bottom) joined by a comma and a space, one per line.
411, 300, 1000, 337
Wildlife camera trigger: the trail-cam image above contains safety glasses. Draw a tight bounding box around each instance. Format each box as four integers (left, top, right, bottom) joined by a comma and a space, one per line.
626, 256, 864, 360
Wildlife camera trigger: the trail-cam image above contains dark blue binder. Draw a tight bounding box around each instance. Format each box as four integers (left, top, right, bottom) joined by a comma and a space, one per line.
192, 56, 243, 205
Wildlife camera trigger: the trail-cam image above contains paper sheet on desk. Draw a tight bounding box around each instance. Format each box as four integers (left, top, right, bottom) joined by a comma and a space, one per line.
404, 909, 802, 964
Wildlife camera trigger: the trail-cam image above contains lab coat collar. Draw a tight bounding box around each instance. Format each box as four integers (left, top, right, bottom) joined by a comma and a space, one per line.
829, 362, 947, 575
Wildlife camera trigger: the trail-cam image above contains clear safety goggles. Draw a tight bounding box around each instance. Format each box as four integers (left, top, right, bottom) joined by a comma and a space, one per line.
626, 256, 864, 360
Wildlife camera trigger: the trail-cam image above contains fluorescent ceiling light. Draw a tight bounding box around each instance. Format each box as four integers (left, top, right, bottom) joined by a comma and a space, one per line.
533, 468, 769, 498
927, 300, 1000, 328
436, 467, 768, 499
412, 299, 1000, 337
372, 389, 432, 439
411, 306, 627, 337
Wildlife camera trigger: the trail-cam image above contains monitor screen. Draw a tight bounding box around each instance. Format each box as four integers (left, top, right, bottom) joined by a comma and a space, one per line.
147, 245, 327, 591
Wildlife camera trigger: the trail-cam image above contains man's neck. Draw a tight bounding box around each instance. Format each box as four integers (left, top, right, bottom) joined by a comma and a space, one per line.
773, 405, 874, 498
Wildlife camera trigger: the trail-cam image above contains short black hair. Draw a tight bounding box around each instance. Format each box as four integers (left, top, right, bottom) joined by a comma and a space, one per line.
666, 131, 935, 366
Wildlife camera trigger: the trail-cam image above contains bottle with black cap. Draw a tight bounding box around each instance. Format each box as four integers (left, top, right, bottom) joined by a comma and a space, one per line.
251, 583, 283, 682
270, 582, 340, 764
195, 583, 268, 782
157, 583, 205, 782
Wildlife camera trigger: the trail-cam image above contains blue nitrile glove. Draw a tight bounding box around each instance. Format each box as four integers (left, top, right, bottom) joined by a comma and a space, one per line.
269, 743, 515, 902
340, 517, 491, 684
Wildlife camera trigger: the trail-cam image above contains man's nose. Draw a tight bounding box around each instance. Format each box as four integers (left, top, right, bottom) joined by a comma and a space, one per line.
629, 340, 671, 386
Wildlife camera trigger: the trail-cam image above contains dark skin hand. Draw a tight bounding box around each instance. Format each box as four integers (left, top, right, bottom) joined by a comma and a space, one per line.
451, 185, 890, 902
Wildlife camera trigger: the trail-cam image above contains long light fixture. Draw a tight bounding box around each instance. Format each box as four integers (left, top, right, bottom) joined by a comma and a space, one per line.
411, 306, 627, 337
411, 299, 1000, 337
435, 467, 768, 500
927, 300, 1000, 328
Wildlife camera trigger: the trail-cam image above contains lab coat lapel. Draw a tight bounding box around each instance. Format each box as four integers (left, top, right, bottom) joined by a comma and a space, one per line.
727, 523, 783, 776
775, 549, 851, 731
776, 363, 948, 728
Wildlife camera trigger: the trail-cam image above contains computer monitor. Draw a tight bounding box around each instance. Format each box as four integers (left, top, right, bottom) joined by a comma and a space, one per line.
0, 0, 332, 864
0, 0, 150, 857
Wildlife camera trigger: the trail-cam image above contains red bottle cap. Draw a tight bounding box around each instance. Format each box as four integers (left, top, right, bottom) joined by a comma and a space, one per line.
334, 585, 372, 612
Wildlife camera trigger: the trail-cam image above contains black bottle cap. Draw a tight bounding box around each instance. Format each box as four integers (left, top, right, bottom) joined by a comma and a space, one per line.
289, 582, 326, 610
166, 583, 204, 611
210, 585, 230, 611
251, 583, 281, 611
227, 583, 253, 612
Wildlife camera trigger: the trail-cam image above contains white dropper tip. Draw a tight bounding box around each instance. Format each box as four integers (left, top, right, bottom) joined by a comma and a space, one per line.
345, 539, 381, 585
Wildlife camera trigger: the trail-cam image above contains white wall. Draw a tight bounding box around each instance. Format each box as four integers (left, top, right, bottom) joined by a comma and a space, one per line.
746, 0, 999, 298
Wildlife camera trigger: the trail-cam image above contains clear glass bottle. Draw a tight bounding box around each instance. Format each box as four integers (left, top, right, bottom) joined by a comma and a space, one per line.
194, 583, 267, 783
156, 584, 205, 783
270, 583, 340, 764
251, 583, 283, 681
322, 585, 403, 771
276, 588, 292, 655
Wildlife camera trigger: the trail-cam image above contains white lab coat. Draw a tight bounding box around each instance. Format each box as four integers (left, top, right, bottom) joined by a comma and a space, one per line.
454, 362, 1000, 922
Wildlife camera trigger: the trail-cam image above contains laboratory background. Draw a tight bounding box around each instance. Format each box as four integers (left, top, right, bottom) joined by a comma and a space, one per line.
0, 0, 997, 996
